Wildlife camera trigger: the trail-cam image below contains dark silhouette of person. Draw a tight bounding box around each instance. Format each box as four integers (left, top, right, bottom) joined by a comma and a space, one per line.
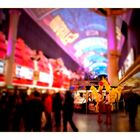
123, 93, 129, 114
119, 94, 124, 111
20, 91, 28, 131
52, 92, 62, 131
0, 94, 9, 131
6, 93, 17, 131
44, 92, 53, 131
24, 91, 44, 132
127, 89, 139, 131
63, 90, 78, 132
21, 92, 31, 131
12, 95, 23, 131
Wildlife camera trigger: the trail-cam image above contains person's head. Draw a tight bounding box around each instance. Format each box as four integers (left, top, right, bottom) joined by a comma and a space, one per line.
56, 92, 60, 97
33, 90, 40, 97
65, 90, 72, 98
80, 92, 83, 97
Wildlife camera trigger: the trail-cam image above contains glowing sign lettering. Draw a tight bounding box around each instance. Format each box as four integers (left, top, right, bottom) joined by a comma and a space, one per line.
49, 15, 79, 45
0, 60, 4, 74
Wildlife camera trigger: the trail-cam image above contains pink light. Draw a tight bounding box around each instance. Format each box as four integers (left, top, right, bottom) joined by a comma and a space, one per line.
7, 25, 13, 57
7, 41, 12, 57
107, 16, 116, 51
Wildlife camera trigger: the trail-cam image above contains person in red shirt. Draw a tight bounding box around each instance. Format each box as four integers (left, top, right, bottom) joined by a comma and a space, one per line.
44, 92, 52, 131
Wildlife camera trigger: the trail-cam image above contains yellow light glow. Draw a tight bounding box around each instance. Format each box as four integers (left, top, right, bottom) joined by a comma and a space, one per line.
116, 26, 122, 40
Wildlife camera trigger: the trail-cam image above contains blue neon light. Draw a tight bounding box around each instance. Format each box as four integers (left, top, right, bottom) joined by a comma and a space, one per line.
86, 55, 108, 63
51, 8, 107, 32
50, 8, 108, 76
74, 37, 107, 51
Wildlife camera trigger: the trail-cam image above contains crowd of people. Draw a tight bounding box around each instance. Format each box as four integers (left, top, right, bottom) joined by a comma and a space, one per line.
0, 89, 78, 132
123, 89, 140, 131
0, 87, 140, 132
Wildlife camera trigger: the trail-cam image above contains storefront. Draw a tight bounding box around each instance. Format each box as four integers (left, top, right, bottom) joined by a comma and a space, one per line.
0, 32, 7, 86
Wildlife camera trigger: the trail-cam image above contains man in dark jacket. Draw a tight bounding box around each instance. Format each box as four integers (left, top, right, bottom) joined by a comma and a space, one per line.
24, 91, 44, 132
127, 89, 139, 131
63, 90, 78, 132
52, 92, 62, 131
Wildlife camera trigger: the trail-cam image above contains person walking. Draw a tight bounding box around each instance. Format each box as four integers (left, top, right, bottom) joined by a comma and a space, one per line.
127, 89, 139, 131
63, 90, 78, 132
52, 92, 62, 131
44, 92, 53, 131
24, 91, 44, 132
12, 95, 23, 131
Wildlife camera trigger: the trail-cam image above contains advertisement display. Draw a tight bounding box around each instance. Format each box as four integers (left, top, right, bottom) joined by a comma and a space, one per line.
118, 69, 122, 80
39, 71, 52, 83
15, 65, 33, 80
0, 60, 4, 74
124, 48, 134, 73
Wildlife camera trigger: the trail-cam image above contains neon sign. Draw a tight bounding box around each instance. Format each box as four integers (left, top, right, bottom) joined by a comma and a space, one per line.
15, 65, 33, 80
39, 72, 52, 83
49, 15, 79, 45
124, 48, 134, 73
0, 60, 4, 74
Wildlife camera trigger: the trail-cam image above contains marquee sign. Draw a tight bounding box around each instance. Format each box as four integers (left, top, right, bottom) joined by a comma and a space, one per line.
0, 60, 4, 74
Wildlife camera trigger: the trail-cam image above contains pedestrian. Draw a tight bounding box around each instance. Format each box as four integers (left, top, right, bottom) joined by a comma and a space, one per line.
123, 93, 129, 114
44, 92, 53, 131
52, 92, 62, 131
127, 89, 139, 131
0, 93, 9, 131
24, 91, 44, 132
12, 95, 23, 131
63, 90, 78, 132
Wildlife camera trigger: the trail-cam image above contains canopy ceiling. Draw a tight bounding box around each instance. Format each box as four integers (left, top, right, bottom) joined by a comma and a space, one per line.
25, 8, 108, 78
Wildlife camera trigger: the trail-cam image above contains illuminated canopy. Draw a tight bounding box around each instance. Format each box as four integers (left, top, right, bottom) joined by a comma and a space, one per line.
25, 8, 108, 77
74, 37, 108, 76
